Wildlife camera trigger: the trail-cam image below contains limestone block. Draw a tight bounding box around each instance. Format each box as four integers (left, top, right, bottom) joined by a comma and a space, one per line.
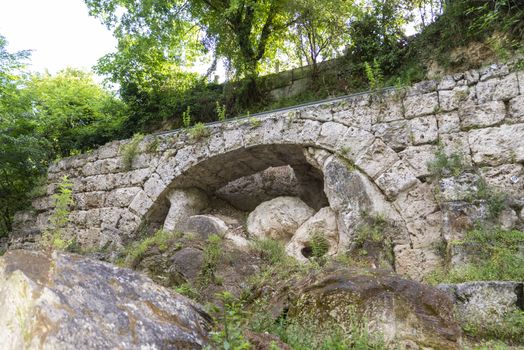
318, 122, 348, 149
355, 138, 399, 179
334, 106, 372, 130
336, 127, 375, 159
35, 213, 50, 232
480, 163, 524, 198
301, 104, 333, 122
399, 145, 438, 178
85, 209, 101, 226
143, 173, 167, 202
394, 245, 442, 281
469, 124, 524, 166
132, 153, 158, 169
438, 173, 482, 202
303, 147, 332, 170
105, 187, 142, 207
163, 188, 208, 232
286, 207, 339, 262
373, 120, 410, 151
117, 211, 141, 234
479, 63, 509, 81
31, 196, 53, 211
439, 86, 473, 112
464, 69, 480, 85
129, 190, 154, 217
410, 115, 438, 145
406, 211, 443, 249
493, 72, 519, 101
459, 101, 506, 129
82, 158, 123, 176
74, 191, 106, 210
370, 94, 404, 124
497, 208, 519, 230
222, 128, 244, 151
519, 70, 524, 94
404, 92, 439, 118
156, 156, 181, 185
117, 168, 151, 187
406, 80, 437, 96
437, 111, 461, 134
475, 77, 499, 103
393, 183, 439, 222
68, 210, 88, 227
438, 132, 472, 165
246, 196, 314, 241
99, 207, 125, 227
295, 119, 322, 144
437, 75, 456, 90
83, 174, 118, 192
375, 160, 419, 199
509, 94, 524, 123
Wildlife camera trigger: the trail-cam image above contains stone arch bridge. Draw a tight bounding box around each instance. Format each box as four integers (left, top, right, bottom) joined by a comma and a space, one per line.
13, 63, 524, 280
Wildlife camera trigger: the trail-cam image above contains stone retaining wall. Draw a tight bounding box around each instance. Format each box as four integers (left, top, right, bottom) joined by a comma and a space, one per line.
13, 62, 524, 280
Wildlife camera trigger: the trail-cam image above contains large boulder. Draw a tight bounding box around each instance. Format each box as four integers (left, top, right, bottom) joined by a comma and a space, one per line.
163, 187, 209, 232
0, 250, 210, 349
178, 215, 229, 239
286, 207, 339, 262
247, 196, 315, 241
264, 268, 462, 349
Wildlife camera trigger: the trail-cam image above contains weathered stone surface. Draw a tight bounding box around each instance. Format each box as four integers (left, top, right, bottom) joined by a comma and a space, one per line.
394, 245, 442, 281
438, 173, 482, 202
178, 215, 228, 239
437, 111, 461, 133
105, 187, 142, 207
475, 77, 500, 103
375, 160, 419, 199
247, 196, 314, 241
493, 72, 520, 100
404, 92, 439, 118
469, 123, 524, 165
438, 75, 456, 90
410, 115, 438, 145
171, 247, 204, 281
399, 144, 437, 178
509, 94, 524, 123
0, 250, 210, 349
438, 132, 472, 166
439, 86, 472, 112
129, 189, 154, 217
480, 163, 524, 199
286, 207, 338, 262
459, 101, 506, 129
284, 269, 461, 349
354, 138, 399, 179
394, 183, 439, 222
439, 281, 524, 333
164, 188, 209, 232
373, 120, 410, 151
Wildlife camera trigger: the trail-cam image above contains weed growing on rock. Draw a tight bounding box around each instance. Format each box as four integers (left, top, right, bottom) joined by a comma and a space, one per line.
122, 229, 181, 267
427, 227, 524, 284
41, 175, 75, 251
146, 137, 160, 153
474, 178, 506, 219
364, 59, 384, 93
216, 101, 227, 122
309, 231, 330, 259
189, 122, 210, 140
462, 309, 524, 345
200, 234, 222, 285
248, 117, 262, 128
121, 133, 144, 170
251, 238, 288, 265
182, 106, 192, 128
427, 149, 468, 178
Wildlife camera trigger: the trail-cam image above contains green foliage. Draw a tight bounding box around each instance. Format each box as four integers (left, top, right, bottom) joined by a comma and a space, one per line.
427, 227, 524, 284
121, 133, 144, 170
216, 101, 227, 122
474, 179, 506, 219
248, 117, 262, 128
188, 122, 210, 140
251, 239, 288, 265
182, 106, 192, 129
200, 234, 223, 285
175, 283, 199, 299
41, 176, 75, 250
206, 291, 251, 350
364, 59, 384, 92
427, 149, 468, 178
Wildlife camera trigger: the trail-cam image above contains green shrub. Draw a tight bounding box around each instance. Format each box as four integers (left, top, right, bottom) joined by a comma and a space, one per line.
182, 106, 192, 128
475, 179, 506, 219
248, 117, 262, 128
364, 59, 384, 92
251, 239, 288, 265
121, 133, 144, 170
188, 122, 210, 140
216, 101, 227, 122
309, 231, 330, 259
41, 175, 75, 251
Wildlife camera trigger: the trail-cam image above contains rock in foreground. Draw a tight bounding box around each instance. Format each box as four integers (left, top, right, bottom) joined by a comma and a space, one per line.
0, 250, 210, 349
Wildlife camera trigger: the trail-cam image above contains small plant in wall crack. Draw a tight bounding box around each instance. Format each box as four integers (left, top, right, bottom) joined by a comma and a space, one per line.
188, 122, 211, 140
41, 175, 75, 251
121, 133, 144, 170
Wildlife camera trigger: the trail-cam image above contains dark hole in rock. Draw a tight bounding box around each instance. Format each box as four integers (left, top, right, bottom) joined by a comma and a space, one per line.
301, 246, 313, 259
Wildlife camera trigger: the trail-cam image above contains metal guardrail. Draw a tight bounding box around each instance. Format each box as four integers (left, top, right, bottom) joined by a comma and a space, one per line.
153, 86, 397, 137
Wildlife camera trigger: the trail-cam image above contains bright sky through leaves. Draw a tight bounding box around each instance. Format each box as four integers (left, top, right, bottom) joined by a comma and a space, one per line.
0, 0, 117, 74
